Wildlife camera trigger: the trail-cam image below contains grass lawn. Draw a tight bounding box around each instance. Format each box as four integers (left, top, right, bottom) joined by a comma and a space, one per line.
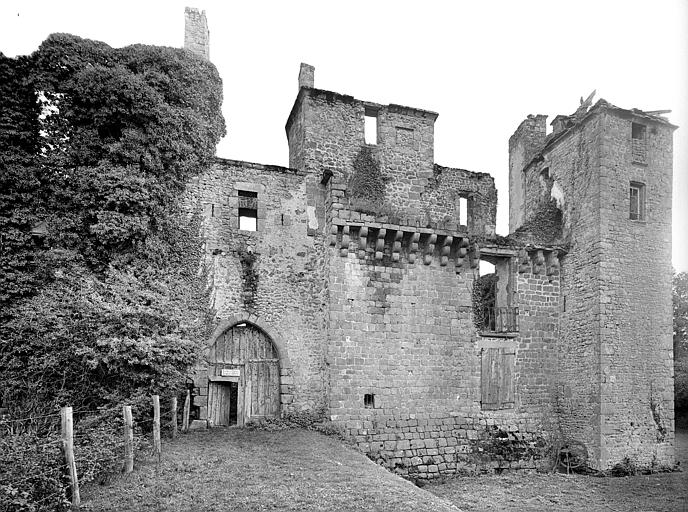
80, 428, 459, 512
428, 428, 688, 512
82, 427, 688, 512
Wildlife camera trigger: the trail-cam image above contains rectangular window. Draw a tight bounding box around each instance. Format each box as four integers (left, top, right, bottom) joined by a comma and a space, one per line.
629, 182, 645, 221
481, 347, 515, 410
238, 190, 258, 231
631, 122, 646, 140
474, 256, 518, 334
364, 108, 378, 145
364, 393, 375, 409
459, 196, 468, 227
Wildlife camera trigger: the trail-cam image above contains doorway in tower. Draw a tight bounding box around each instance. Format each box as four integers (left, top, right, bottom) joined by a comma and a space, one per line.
207, 322, 280, 426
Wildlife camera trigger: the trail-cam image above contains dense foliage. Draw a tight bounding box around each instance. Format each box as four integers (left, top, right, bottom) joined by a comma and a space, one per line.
0, 431, 69, 512
1, 34, 225, 509
472, 272, 497, 331
674, 272, 688, 413
0, 53, 43, 305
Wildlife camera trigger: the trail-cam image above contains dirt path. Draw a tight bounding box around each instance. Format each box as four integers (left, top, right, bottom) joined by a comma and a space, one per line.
81, 428, 459, 512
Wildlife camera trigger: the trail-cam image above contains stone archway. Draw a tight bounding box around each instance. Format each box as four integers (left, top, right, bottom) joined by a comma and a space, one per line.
206, 322, 280, 426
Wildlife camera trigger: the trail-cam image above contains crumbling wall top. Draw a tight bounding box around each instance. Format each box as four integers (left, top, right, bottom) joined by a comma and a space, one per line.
184, 7, 209, 60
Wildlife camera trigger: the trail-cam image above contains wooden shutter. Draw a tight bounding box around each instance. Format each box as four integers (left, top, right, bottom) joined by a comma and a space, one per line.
481, 347, 515, 410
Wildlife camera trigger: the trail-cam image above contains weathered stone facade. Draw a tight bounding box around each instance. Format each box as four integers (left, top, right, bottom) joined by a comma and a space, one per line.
183, 9, 676, 477
509, 102, 676, 471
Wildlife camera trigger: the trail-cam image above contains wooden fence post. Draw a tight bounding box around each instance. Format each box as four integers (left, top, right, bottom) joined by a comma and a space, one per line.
182, 390, 190, 432
61, 406, 80, 507
152, 395, 161, 462
123, 405, 134, 474
171, 397, 178, 439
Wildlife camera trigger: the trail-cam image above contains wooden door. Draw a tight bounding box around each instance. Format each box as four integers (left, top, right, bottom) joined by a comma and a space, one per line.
245, 360, 280, 419
208, 323, 280, 426
207, 382, 232, 426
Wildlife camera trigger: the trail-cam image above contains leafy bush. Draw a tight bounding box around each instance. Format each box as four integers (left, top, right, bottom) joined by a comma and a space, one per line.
472, 273, 496, 330
74, 411, 130, 485
675, 355, 688, 414
245, 407, 346, 440
675, 272, 688, 413
0, 432, 69, 512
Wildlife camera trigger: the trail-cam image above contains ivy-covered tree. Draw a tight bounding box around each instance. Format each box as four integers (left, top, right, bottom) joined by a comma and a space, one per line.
674, 271, 688, 413
0, 34, 225, 416
0, 53, 44, 306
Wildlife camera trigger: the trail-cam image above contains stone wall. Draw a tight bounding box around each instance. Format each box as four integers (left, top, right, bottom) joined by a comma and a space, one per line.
595, 112, 674, 468
189, 158, 330, 417
422, 165, 497, 235
325, 226, 561, 478
287, 89, 497, 234
508, 114, 547, 232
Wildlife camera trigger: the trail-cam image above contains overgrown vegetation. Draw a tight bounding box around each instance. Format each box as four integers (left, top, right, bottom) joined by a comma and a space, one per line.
472, 273, 496, 331
237, 249, 258, 310
0, 34, 225, 510
245, 407, 346, 440
674, 271, 688, 414
347, 146, 389, 215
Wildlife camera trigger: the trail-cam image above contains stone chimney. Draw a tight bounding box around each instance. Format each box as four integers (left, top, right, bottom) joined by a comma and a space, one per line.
298, 63, 315, 89
184, 7, 209, 60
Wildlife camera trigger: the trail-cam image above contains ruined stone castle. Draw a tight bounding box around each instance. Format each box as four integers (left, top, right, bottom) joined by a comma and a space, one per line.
183, 8, 676, 477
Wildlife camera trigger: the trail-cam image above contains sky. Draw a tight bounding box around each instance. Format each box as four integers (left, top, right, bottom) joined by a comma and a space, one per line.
2, 0, 687, 271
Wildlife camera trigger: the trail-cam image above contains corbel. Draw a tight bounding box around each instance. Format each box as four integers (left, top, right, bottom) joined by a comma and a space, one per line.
424, 234, 437, 265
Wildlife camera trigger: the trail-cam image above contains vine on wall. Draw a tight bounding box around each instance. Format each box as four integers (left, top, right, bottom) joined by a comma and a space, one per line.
347, 146, 387, 215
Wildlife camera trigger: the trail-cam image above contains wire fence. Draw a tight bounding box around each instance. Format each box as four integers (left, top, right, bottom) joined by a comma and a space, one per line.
1, 391, 192, 510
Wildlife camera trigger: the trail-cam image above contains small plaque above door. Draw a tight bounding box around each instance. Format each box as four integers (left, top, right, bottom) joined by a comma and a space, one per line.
221, 368, 241, 377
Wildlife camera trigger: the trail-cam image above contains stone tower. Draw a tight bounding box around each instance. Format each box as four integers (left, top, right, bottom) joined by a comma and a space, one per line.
508, 114, 547, 232
184, 7, 209, 60
508, 100, 677, 470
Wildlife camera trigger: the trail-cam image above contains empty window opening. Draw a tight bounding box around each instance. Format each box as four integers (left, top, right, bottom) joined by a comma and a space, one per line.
211, 204, 215, 217
364, 393, 375, 409
238, 190, 258, 231
479, 260, 495, 276
364, 108, 378, 145
474, 256, 518, 333
459, 196, 468, 226
629, 182, 646, 221
632, 123, 646, 140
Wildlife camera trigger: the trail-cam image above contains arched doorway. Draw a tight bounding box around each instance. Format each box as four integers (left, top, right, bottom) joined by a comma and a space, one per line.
207, 322, 280, 426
